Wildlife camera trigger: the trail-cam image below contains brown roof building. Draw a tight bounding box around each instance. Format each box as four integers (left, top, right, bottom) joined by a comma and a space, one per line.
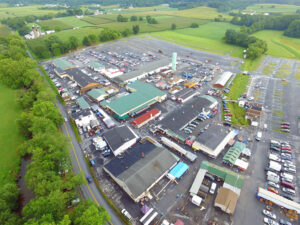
214, 187, 239, 215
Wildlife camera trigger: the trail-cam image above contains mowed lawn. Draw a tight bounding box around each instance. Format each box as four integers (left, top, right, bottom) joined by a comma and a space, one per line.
0, 84, 24, 184
151, 22, 243, 57
253, 30, 300, 60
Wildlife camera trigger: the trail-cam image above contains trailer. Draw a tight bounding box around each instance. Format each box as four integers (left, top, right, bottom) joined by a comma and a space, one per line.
161, 137, 197, 162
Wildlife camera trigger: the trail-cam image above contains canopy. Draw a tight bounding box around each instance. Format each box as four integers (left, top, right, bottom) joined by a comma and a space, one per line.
168, 162, 189, 179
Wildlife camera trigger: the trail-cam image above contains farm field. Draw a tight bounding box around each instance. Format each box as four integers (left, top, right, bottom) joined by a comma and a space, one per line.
54, 16, 93, 28
253, 30, 300, 60
0, 84, 24, 185
99, 16, 208, 33
0, 24, 10, 37
38, 16, 94, 30
151, 22, 243, 57
38, 19, 73, 31
81, 14, 118, 25
245, 4, 300, 14
0, 5, 64, 20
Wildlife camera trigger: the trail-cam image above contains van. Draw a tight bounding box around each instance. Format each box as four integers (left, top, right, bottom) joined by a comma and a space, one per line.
209, 182, 217, 194
121, 209, 132, 221
256, 131, 262, 141
281, 181, 295, 190
280, 172, 294, 181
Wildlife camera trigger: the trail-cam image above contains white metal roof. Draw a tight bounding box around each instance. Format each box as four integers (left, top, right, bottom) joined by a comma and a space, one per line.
257, 187, 300, 213
189, 168, 206, 196
214, 71, 233, 87
234, 159, 248, 170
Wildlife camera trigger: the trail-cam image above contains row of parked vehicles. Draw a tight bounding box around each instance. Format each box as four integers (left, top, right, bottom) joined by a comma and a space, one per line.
265, 139, 297, 201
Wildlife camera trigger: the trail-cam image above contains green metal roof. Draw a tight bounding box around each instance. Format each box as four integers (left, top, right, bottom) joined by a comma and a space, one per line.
233, 141, 246, 152
166, 129, 186, 142
52, 59, 73, 70
76, 97, 90, 109
223, 147, 242, 164
88, 61, 104, 69
87, 88, 107, 99
201, 95, 217, 104
101, 81, 166, 118
201, 161, 244, 189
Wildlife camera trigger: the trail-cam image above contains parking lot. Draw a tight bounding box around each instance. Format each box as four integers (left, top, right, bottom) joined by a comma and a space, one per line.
43, 36, 300, 225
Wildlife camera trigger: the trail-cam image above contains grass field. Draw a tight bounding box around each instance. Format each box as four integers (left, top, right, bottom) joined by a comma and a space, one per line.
0, 84, 24, 184
81, 14, 117, 25
38, 16, 94, 30
0, 5, 65, 20
151, 22, 243, 57
38, 19, 73, 30
99, 16, 208, 33
0, 24, 11, 37
262, 63, 276, 75
245, 4, 300, 14
27, 26, 103, 48
253, 30, 300, 60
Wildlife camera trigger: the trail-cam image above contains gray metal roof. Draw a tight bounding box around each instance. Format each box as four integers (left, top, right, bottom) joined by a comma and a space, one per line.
66, 68, 96, 87
112, 58, 171, 83
158, 96, 213, 131
104, 140, 178, 199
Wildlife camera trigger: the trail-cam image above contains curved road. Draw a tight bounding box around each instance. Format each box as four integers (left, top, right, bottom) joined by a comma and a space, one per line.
27, 49, 123, 224
57, 101, 123, 225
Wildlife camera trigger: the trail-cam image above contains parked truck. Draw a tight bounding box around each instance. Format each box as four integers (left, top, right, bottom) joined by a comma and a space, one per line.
269, 161, 282, 172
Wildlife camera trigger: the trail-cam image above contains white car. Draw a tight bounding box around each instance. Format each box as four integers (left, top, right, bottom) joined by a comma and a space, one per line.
264, 217, 279, 225
267, 181, 280, 189
263, 209, 276, 219
121, 209, 132, 221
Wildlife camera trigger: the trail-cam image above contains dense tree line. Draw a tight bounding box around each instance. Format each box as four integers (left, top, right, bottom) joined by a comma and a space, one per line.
29, 28, 122, 58
0, 34, 110, 225
231, 14, 300, 38
224, 29, 268, 59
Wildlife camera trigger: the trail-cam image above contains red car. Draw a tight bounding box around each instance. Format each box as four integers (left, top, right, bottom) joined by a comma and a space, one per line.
224, 113, 232, 116
281, 125, 290, 129
281, 146, 291, 150
89, 131, 94, 137
268, 187, 278, 194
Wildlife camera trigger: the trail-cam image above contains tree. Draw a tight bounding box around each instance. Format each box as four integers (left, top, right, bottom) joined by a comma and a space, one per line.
68, 36, 78, 50
99, 29, 120, 42
82, 36, 91, 46
130, 15, 137, 21
121, 29, 130, 37
88, 34, 97, 44
117, 14, 128, 22
71, 201, 110, 225
171, 23, 176, 30
54, 26, 61, 32
284, 19, 300, 38
132, 25, 140, 34
139, 16, 143, 21
190, 23, 199, 28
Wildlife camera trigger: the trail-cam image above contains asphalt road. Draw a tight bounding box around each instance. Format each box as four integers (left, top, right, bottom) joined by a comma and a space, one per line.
56, 102, 123, 225
27, 47, 123, 225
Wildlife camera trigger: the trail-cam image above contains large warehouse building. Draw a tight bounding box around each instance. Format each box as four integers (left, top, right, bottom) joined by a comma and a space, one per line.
103, 138, 179, 202
101, 81, 166, 119
112, 58, 171, 85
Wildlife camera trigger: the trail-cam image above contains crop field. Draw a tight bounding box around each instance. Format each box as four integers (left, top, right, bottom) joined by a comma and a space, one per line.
0, 84, 24, 184
81, 14, 117, 25
38, 19, 73, 30
56, 16, 94, 28
151, 22, 243, 57
245, 4, 300, 14
253, 30, 300, 60
99, 16, 208, 33
0, 24, 10, 37
0, 5, 65, 20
